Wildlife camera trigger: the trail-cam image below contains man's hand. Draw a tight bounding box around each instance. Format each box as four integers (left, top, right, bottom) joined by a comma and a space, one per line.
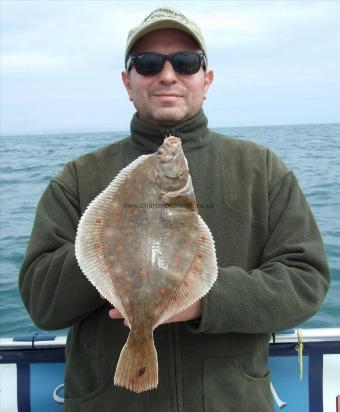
107, 298, 203, 326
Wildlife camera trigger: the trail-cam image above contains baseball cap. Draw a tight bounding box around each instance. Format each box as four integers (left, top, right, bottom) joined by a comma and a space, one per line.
125, 7, 207, 63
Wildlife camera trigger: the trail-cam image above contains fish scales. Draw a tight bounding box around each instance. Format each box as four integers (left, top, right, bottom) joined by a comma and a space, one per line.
75, 136, 218, 393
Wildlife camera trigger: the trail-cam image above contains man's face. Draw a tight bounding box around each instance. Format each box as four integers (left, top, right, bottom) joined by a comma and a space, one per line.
122, 29, 213, 126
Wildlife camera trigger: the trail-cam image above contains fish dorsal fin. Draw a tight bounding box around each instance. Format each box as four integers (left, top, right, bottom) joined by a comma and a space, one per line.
154, 214, 218, 328
75, 154, 151, 321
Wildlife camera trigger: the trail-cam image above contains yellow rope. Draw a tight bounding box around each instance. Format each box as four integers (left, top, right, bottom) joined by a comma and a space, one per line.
297, 329, 304, 381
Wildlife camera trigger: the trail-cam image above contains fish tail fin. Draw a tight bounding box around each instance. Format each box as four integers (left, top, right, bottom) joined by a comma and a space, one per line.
114, 328, 158, 393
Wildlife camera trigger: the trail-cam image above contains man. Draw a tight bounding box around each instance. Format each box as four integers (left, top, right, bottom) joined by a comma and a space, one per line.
19, 7, 330, 411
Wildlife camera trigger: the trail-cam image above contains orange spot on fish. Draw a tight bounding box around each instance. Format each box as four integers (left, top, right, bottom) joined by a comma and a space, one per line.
200, 235, 206, 241
113, 212, 121, 221
116, 244, 124, 252
122, 283, 130, 291
159, 287, 166, 295
139, 268, 147, 277
142, 219, 148, 225
93, 242, 103, 249
175, 256, 181, 267
95, 218, 102, 224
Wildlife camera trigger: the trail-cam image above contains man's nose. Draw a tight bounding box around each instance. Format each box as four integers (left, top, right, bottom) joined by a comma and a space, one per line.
158, 60, 177, 83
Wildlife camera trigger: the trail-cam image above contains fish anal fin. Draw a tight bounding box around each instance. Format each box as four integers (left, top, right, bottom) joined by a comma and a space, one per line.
155, 214, 218, 327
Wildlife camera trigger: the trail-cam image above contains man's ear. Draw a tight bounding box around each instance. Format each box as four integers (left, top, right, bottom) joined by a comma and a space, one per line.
203, 69, 214, 100
122, 70, 132, 101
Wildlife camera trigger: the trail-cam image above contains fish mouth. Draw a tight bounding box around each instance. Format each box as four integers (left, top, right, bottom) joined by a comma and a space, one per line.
164, 136, 181, 147
157, 137, 181, 160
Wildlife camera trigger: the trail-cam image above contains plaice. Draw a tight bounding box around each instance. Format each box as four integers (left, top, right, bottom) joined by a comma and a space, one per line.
75, 136, 218, 393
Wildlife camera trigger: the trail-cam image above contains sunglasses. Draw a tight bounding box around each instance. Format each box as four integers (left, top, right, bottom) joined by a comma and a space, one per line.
126, 52, 207, 76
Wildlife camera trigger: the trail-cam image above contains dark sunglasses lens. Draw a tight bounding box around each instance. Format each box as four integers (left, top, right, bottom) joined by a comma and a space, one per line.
134, 54, 163, 75
172, 53, 201, 74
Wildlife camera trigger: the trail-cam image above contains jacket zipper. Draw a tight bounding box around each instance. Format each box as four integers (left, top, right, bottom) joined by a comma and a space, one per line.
173, 323, 184, 412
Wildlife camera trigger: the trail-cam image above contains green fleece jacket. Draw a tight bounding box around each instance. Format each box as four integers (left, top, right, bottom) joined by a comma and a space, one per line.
19, 110, 330, 412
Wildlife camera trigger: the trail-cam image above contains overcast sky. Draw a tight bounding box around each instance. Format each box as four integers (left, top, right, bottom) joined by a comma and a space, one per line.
1, 0, 340, 135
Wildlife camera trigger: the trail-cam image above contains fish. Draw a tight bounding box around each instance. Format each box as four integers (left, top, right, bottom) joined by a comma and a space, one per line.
75, 136, 218, 393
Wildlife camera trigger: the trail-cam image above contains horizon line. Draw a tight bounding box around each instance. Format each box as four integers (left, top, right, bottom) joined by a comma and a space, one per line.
1, 120, 339, 138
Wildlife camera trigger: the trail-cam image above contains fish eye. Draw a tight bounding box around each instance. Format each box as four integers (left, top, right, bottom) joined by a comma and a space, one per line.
158, 147, 166, 156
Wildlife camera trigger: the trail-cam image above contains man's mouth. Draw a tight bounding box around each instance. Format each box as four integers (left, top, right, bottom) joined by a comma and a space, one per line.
154, 94, 182, 97
153, 94, 184, 103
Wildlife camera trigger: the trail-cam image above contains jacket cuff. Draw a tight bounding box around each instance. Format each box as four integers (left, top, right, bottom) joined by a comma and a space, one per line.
186, 267, 226, 334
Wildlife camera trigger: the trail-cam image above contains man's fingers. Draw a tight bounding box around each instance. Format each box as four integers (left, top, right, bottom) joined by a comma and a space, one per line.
108, 308, 129, 327
101, 295, 127, 325
109, 308, 123, 319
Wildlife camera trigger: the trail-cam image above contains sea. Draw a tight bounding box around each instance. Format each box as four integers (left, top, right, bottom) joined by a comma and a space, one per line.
0, 123, 339, 338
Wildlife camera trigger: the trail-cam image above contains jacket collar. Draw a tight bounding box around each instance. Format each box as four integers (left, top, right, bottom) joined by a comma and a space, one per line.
129, 109, 210, 154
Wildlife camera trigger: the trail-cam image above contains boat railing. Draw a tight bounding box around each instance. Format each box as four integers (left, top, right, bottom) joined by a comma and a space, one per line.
1, 327, 340, 350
